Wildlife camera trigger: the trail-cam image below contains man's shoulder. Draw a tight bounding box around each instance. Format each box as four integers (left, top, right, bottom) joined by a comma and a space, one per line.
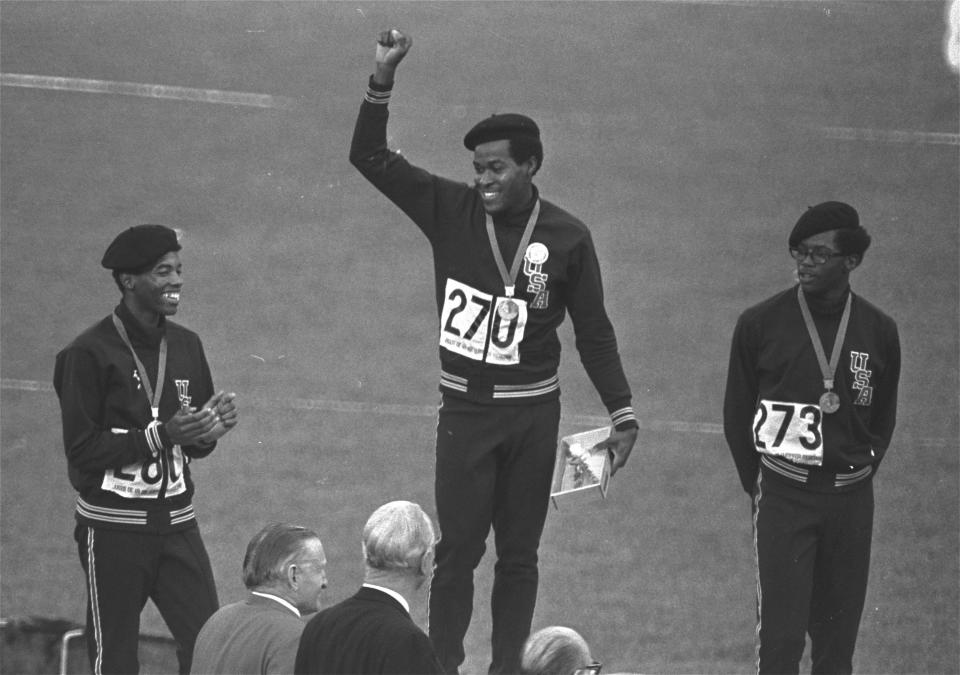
57, 314, 116, 356
164, 319, 206, 351
738, 287, 795, 323
539, 198, 589, 233
202, 596, 301, 632
202, 598, 254, 622
305, 589, 408, 628
303, 594, 354, 626
165, 318, 201, 340
852, 292, 898, 328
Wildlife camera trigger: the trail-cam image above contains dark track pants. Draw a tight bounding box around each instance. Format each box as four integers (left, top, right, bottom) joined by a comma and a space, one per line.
75, 523, 219, 675
428, 395, 561, 675
753, 470, 874, 675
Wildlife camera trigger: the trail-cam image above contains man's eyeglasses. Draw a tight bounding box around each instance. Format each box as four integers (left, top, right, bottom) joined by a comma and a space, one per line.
789, 246, 844, 265
575, 662, 603, 675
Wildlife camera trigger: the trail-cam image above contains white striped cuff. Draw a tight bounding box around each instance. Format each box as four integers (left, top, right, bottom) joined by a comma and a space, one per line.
609, 407, 636, 428
364, 87, 391, 105
145, 420, 164, 457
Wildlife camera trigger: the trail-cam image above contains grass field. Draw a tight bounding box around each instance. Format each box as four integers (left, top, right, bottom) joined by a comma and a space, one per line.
2, 2, 958, 673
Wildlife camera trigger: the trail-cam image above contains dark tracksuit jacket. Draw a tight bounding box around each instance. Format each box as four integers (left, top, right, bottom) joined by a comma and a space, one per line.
723, 285, 900, 674
54, 301, 218, 530
349, 77, 636, 429
53, 300, 220, 674
348, 76, 638, 673
723, 285, 900, 494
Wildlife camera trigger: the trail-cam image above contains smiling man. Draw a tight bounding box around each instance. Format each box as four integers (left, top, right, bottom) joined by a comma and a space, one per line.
723, 202, 901, 674
348, 29, 639, 674
54, 224, 238, 674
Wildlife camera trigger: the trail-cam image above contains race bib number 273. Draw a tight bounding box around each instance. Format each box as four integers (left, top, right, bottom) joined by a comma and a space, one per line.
439, 279, 527, 366
752, 399, 824, 466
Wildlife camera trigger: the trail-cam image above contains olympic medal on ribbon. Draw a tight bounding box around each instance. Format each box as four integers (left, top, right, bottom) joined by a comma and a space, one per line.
498, 299, 519, 320
819, 391, 840, 414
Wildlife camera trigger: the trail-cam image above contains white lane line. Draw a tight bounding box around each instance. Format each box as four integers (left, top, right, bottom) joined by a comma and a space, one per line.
3, 74, 954, 148
7, 378, 949, 445
819, 126, 960, 146
3, 378, 720, 434
3, 378, 53, 392
0, 73, 295, 110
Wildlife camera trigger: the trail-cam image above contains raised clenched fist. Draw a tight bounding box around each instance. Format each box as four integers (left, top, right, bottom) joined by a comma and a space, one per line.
375, 29, 412, 71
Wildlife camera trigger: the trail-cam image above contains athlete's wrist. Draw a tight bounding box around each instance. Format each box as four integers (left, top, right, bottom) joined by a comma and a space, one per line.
371, 68, 395, 89
145, 419, 170, 457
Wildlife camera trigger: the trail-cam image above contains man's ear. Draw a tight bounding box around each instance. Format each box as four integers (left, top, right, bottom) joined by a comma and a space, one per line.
419, 548, 435, 577
119, 273, 136, 290
525, 156, 539, 178
287, 563, 300, 588
844, 254, 862, 272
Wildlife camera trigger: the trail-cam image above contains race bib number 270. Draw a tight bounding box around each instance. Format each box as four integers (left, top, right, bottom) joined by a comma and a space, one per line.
439, 279, 527, 365
752, 399, 824, 466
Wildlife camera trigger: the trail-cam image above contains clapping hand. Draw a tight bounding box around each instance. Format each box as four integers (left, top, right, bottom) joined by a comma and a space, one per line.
196, 391, 238, 444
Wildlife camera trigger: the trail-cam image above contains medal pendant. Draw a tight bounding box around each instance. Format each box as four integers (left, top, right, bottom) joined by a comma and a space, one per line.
819, 391, 840, 414
498, 299, 519, 320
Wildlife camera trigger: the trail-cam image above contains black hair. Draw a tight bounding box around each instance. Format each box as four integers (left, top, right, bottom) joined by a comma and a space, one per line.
508, 135, 544, 176
834, 227, 872, 258
111, 261, 155, 293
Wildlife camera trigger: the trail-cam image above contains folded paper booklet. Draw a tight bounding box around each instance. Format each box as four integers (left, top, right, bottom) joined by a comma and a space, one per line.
550, 426, 612, 509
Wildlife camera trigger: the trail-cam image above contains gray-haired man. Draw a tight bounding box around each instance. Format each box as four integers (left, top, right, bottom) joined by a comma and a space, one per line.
295, 501, 443, 674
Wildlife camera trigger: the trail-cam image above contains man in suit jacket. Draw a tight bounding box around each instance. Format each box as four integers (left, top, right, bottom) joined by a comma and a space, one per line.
192, 523, 328, 675
295, 501, 443, 674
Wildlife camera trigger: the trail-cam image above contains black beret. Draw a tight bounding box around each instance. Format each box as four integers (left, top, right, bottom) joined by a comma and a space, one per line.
464, 113, 540, 150
789, 201, 860, 247
101, 224, 181, 271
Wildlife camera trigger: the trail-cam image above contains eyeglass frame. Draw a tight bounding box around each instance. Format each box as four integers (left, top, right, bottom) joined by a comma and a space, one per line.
574, 661, 603, 675
789, 245, 845, 265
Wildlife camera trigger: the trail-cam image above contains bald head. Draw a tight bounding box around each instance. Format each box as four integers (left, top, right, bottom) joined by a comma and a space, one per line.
521, 626, 593, 675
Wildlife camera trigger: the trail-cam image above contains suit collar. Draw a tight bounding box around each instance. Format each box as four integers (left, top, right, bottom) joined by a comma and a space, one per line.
249, 590, 301, 617
357, 584, 409, 614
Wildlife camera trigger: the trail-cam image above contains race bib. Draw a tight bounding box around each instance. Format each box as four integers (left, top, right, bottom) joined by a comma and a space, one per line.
102, 445, 187, 498
752, 399, 824, 466
439, 278, 527, 366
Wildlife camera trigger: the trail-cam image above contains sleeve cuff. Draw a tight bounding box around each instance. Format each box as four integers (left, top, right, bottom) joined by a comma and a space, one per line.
609, 406, 638, 431
365, 76, 392, 104
146, 420, 170, 457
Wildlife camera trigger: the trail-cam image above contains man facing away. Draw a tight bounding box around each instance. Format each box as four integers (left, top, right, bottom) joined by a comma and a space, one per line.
191, 523, 328, 674
723, 202, 901, 674
54, 224, 238, 674
294, 500, 443, 675
349, 29, 639, 674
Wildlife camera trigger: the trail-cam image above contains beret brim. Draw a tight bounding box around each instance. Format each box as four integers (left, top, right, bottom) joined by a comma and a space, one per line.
789, 201, 860, 246
101, 224, 182, 271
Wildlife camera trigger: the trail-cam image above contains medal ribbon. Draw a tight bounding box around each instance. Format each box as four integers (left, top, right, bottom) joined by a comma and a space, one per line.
796, 286, 852, 393
485, 199, 541, 297
112, 313, 167, 421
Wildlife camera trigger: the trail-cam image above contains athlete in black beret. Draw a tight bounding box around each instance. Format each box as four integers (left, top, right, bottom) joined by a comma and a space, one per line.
724, 201, 899, 674
54, 224, 239, 674
348, 28, 639, 674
